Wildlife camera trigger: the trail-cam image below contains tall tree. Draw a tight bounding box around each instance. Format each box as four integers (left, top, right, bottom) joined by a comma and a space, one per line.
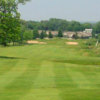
44, 30, 47, 37
93, 22, 100, 34
48, 31, 53, 38
58, 30, 63, 37
33, 29, 39, 39
0, 0, 20, 46
0, 0, 31, 46
40, 31, 45, 39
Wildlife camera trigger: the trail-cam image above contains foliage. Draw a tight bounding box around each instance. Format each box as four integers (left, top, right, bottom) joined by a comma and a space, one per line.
82, 23, 92, 29
33, 29, 39, 39
40, 31, 45, 39
23, 30, 33, 40
98, 34, 100, 43
16, 0, 31, 4
58, 30, 63, 37
0, 0, 31, 46
43, 31, 47, 37
85, 38, 97, 47
48, 31, 53, 38
93, 22, 100, 34
0, 0, 21, 46
20, 18, 100, 39
24, 18, 94, 32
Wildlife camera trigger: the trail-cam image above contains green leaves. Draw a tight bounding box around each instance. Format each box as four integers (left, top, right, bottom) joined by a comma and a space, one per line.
40, 31, 45, 39
33, 29, 40, 39
0, 0, 31, 4
17, 0, 31, 4
58, 30, 63, 37
0, 0, 21, 46
0, 0, 31, 46
48, 31, 53, 38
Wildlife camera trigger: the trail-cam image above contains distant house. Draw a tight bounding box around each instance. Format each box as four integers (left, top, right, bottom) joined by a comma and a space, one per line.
38, 30, 42, 34
38, 29, 92, 39
84, 29, 93, 34
77, 29, 92, 38
47, 31, 58, 36
38, 30, 58, 36
77, 32, 92, 38
63, 32, 76, 38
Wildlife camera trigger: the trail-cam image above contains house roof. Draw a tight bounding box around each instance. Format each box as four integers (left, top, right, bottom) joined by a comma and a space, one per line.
38, 29, 92, 38
63, 32, 76, 38
77, 32, 92, 37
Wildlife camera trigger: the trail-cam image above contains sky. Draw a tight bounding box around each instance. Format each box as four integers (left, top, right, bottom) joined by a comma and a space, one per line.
18, 0, 100, 22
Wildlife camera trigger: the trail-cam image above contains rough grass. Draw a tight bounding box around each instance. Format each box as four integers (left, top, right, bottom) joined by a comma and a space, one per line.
0, 39, 100, 100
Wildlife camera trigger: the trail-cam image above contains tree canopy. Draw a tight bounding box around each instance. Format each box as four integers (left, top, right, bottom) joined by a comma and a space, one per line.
24, 18, 95, 32
0, 0, 31, 46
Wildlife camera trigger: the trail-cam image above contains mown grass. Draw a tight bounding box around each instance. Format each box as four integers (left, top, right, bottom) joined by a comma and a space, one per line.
0, 39, 100, 100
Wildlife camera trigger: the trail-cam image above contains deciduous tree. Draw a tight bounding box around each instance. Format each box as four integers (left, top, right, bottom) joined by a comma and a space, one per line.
0, 0, 31, 46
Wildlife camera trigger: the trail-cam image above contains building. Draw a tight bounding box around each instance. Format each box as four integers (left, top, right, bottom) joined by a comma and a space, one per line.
38, 30, 58, 36
63, 32, 76, 38
46, 31, 58, 36
38, 29, 92, 39
84, 29, 93, 34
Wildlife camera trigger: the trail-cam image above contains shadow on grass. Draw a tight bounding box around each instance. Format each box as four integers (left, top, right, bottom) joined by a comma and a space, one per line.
0, 56, 26, 59
51, 59, 100, 65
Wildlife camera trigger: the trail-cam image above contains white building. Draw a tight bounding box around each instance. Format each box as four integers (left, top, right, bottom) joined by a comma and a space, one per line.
84, 29, 93, 34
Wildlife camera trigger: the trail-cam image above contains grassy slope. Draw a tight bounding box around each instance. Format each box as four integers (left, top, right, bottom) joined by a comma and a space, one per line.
0, 39, 100, 100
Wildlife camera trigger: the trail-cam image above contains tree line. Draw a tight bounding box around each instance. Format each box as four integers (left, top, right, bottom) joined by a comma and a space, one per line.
22, 18, 100, 34
20, 18, 100, 41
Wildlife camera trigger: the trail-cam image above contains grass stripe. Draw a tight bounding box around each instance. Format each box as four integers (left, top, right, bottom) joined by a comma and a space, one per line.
0, 60, 28, 89
20, 61, 61, 100
66, 64, 94, 89
0, 60, 18, 75
0, 62, 41, 100
54, 63, 77, 88
0, 45, 45, 100
77, 66, 100, 89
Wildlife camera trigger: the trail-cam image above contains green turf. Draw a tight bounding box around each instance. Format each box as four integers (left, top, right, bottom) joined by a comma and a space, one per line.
0, 39, 100, 100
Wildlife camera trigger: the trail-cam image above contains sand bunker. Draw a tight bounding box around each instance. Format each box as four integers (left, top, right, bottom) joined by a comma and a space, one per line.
39, 42, 47, 44
27, 40, 47, 44
66, 42, 78, 45
27, 40, 39, 44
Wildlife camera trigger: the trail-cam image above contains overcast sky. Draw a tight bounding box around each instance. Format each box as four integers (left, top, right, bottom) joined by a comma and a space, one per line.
18, 0, 100, 22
